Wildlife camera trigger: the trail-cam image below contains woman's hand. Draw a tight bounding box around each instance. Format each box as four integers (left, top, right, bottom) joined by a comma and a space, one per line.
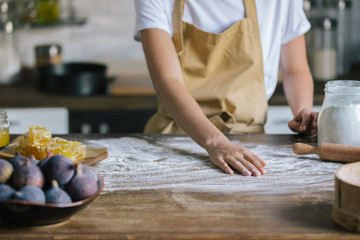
288, 108, 318, 135
206, 137, 267, 176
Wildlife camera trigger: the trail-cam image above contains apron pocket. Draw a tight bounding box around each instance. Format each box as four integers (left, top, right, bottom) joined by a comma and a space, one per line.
209, 111, 236, 134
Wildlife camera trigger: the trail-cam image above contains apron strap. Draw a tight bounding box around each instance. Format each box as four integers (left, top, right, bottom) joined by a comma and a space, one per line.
244, 0, 258, 19
172, 0, 185, 55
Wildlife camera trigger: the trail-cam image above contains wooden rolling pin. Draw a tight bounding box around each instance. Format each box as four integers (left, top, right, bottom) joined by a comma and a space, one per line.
293, 142, 360, 163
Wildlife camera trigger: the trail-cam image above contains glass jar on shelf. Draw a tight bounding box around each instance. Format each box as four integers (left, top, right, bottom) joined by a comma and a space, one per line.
322, 0, 352, 77
37, 0, 60, 25
1, 0, 18, 25
17, 0, 38, 25
35, 44, 62, 67
0, 21, 21, 85
335, 0, 352, 76
310, 17, 337, 81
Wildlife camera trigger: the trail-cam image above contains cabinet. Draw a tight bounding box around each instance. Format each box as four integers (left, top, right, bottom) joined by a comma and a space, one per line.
69, 109, 156, 134
2, 108, 68, 134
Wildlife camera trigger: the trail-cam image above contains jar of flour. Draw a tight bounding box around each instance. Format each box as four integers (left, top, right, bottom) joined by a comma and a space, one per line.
318, 80, 360, 146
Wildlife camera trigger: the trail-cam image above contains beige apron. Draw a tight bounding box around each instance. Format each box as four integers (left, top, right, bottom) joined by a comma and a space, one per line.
144, 0, 268, 134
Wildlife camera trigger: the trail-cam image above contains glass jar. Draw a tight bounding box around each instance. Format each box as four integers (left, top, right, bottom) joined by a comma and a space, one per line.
0, 21, 21, 85
0, 110, 9, 148
0, 0, 18, 25
37, 0, 60, 25
310, 17, 337, 81
318, 80, 360, 146
336, 0, 352, 76
35, 44, 62, 67
17, 0, 38, 25
322, 0, 352, 76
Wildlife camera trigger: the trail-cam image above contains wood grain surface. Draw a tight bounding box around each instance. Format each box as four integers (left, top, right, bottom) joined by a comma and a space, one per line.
0, 191, 357, 240
0, 134, 359, 240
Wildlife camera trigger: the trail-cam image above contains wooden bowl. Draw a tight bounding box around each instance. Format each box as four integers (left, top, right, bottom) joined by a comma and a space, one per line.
0, 178, 104, 226
332, 162, 360, 231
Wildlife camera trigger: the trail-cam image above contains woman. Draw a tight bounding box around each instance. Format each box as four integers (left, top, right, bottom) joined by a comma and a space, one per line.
134, 0, 318, 176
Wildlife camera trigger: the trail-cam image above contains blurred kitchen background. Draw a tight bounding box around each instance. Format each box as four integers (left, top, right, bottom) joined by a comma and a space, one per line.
0, 0, 359, 135
0, 0, 145, 73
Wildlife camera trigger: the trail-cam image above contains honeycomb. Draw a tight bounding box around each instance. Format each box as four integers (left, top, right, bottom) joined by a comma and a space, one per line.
16, 125, 86, 163
49, 137, 87, 163
28, 125, 51, 146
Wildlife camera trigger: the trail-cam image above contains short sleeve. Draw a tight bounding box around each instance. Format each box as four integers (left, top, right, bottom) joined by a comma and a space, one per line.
281, 0, 311, 45
134, 0, 173, 41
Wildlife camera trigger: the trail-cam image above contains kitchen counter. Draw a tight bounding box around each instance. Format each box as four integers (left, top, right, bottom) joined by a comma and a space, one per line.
0, 70, 158, 111
1, 133, 359, 239
2, 66, 360, 110
0, 69, 331, 110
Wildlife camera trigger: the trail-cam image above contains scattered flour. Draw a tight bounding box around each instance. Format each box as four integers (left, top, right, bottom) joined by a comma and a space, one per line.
87, 136, 343, 195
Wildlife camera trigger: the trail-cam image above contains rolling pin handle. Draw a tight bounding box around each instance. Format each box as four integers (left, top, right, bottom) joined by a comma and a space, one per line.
293, 142, 318, 155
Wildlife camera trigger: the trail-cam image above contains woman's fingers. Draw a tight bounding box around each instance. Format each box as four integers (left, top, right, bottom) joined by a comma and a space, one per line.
310, 112, 319, 135
244, 150, 267, 170
288, 110, 319, 135
249, 151, 266, 167
214, 153, 266, 177
299, 110, 310, 132
227, 157, 263, 176
214, 157, 234, 175
288, 119, 301, 133
208, 141, 267, 176
300, 111, 318, 135
230, 160, 252, 176
242, 161, 261, 176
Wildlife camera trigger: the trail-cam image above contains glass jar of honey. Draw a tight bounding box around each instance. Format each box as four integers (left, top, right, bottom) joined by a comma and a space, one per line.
36, 0, 60, 25
0, 110, 10, 148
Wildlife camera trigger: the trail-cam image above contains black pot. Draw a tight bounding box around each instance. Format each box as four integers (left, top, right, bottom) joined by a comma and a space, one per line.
37, 62, 111, 95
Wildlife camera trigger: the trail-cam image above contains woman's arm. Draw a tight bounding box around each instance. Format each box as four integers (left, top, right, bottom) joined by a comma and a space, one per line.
141, 28, 266, 176
281, 34, 318, 135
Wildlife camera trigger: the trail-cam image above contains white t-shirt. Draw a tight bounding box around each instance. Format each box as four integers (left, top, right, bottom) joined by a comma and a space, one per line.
134, 0, 310, 100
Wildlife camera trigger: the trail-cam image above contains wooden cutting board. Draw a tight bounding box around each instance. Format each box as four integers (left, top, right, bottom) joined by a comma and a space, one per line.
0, 136, 108, 166
82, 147, 108, 166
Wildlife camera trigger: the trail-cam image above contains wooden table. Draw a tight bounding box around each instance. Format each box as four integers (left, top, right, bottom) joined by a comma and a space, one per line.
1, 134, 359, 240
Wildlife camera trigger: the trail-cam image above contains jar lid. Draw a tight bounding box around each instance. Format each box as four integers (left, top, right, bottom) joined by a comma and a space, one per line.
325, 80, 360, 94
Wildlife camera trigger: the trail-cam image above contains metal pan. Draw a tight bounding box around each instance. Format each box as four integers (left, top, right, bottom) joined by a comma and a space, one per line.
37, 62, 112, 95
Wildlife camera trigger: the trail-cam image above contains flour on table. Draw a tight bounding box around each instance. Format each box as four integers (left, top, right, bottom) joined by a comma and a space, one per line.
87, 136, 342, 195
